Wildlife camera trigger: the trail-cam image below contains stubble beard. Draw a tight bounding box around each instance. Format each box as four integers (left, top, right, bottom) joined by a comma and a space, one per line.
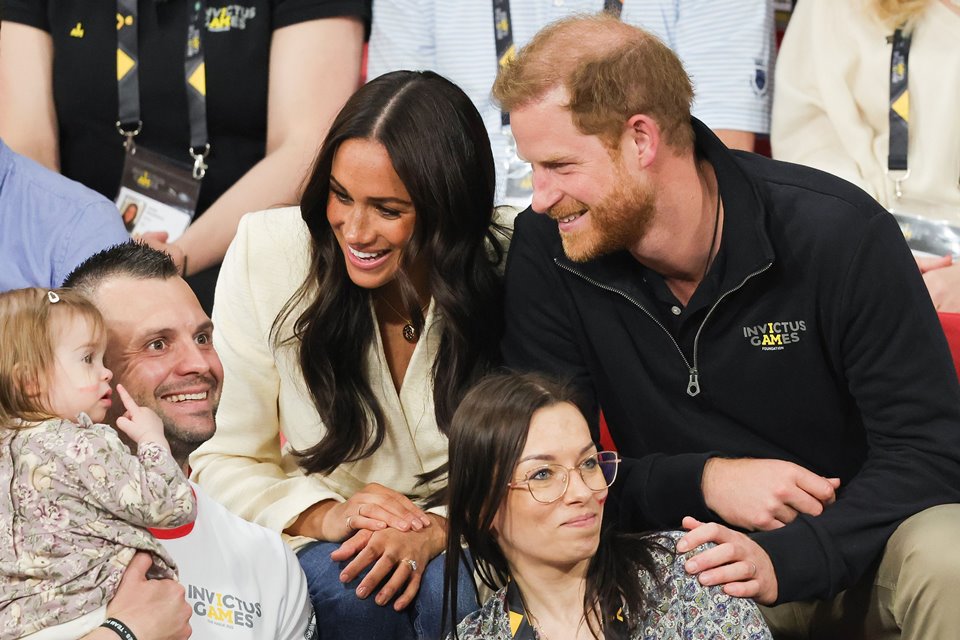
158, 408, 218, 470
552, 172, 656, 263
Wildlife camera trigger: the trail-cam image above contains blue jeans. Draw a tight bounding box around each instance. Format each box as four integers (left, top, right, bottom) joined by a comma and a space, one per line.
297, 541, 478, 640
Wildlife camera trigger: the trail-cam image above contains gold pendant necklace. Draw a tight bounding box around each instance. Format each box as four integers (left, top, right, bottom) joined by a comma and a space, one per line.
377, 297, 429, 343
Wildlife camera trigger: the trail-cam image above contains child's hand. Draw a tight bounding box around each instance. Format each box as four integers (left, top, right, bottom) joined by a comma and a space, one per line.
114, 384, 170, 451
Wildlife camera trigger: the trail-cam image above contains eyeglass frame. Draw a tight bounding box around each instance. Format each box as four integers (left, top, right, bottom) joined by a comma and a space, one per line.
507, 450, 621, 504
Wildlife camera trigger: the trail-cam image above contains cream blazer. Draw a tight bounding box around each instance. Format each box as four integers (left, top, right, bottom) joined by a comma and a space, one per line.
772, 0, 960, 223
190, 206, 450, 550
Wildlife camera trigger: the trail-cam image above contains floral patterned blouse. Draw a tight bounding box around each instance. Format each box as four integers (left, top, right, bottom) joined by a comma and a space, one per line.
0, 414, 196, 639
451, 531, 772, 640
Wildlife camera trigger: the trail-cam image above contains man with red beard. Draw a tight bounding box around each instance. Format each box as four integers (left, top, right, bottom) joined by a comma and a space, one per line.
498, 13, 960, 639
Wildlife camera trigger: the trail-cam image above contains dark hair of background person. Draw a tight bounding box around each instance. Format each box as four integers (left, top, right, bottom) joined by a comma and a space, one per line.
63, 242, 179, 293
442, 372, 667, 638
273, 70, 506, 476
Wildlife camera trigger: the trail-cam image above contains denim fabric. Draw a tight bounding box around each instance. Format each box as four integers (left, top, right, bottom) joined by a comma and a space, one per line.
297, 540, 478, 640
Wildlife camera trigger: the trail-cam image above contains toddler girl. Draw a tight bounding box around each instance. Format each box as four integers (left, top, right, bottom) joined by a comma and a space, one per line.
0, 288, 196, 639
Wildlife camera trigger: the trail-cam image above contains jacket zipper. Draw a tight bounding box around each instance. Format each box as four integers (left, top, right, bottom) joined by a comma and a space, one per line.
555, 259, 772, 397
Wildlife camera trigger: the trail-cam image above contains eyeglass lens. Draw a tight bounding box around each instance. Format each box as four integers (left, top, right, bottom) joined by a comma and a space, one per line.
526, 451, 619, 503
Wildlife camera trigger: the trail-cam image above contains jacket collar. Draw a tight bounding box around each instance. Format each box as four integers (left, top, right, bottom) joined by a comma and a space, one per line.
554, 118, 775, 297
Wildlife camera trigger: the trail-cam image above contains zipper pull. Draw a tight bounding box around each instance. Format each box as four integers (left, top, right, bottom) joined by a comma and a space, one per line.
687, 368, 701, 397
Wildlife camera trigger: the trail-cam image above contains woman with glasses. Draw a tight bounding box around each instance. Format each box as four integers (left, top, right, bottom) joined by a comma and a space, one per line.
442, 372, 772, 640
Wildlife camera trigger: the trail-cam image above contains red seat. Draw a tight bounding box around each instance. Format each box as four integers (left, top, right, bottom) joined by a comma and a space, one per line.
939, 312, 960, 380
598, 411, 617, 452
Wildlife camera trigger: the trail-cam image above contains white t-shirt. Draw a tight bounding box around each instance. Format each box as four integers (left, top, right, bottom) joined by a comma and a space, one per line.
152, 484, 316, 640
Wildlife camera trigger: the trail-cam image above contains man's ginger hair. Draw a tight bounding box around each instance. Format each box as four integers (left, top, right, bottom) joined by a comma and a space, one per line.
493, 13, 695, 151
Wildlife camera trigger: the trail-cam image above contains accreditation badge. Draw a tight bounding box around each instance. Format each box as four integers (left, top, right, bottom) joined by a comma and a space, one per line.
502, 126, 534, 209
115, 144, 201, 241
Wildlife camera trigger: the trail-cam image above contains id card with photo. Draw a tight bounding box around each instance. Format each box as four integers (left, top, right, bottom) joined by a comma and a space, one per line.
115, 145, 201, 241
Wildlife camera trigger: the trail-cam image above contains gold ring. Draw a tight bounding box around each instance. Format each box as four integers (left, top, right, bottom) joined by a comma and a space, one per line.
403, 558, 418, 572
346, 516, 354, 529
358, 503, 365, 517
749, 561, 757, 577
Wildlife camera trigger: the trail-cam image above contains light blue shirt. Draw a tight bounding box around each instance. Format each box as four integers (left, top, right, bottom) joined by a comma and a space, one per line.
368, 0, 775, 203
0, 139, 130, 291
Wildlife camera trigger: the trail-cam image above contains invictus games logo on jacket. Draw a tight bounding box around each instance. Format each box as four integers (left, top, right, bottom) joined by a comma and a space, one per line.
206, 5, 257, 31
742, 320, 807, 351
187, 584, 263, 630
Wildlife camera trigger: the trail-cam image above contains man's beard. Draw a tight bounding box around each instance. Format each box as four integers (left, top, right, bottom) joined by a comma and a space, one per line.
549, 172, 656, 263
160, 411, 217, 470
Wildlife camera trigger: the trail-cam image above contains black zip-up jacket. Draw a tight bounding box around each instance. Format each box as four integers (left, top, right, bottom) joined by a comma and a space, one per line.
502, 120, 960, 603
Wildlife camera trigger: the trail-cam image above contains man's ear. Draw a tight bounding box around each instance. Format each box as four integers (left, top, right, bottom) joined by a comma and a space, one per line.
625, 114, 661, 169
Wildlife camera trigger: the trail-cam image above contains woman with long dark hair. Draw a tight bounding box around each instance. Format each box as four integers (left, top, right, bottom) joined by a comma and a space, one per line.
443, 372, 772, 640
191, 70, 507, 639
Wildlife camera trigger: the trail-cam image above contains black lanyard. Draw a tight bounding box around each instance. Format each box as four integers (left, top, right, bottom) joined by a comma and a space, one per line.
116, 0, 210, 179
493, 0, 624, 127
888, 26, 911, 197
504, 579, 629, 639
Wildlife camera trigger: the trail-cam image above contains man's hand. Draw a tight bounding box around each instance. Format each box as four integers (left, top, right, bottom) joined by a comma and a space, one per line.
921, 260, 960, 312
678, 516, 778, 605
330, 513, 446, 611
702, 457, 840, 531
82, 552, 191, 640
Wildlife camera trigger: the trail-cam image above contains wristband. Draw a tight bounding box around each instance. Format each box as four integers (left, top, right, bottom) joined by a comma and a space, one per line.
100, 618, 138, 640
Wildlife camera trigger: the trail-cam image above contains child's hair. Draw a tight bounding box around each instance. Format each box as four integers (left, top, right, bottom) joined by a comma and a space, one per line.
0, 287, 106, 425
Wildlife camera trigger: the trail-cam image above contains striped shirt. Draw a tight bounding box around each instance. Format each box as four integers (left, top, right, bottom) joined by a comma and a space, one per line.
368, 0, 774, 204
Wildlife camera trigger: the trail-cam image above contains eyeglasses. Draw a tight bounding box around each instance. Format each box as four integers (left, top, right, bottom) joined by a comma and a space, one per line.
508, 451, 621, 504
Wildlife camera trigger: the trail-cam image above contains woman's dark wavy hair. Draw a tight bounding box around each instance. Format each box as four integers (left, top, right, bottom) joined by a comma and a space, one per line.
272, 70, 506, 476
443, 372, 664, 638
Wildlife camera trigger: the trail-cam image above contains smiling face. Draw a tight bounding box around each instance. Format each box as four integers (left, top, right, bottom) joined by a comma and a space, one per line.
90, 275, 223, 464
492, 402, 606, 575
326, 138, 418, 291
510, 89, 656, 262
45, 314, 113, 423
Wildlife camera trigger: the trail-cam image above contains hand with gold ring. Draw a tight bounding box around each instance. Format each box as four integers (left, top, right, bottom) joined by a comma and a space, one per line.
331, 514, 446, 611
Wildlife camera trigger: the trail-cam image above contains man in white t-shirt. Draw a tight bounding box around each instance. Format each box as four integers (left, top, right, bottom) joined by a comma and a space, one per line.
65, 242, 317, 640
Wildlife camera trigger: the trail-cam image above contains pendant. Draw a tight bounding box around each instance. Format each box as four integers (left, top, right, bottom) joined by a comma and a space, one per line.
402, 323, 419, 343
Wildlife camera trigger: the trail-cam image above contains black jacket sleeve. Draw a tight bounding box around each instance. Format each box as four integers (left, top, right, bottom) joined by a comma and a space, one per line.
754, 212, 960, 602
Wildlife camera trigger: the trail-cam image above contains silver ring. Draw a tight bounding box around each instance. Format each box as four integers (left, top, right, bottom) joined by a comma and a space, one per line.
749, 561, 757, 577
346, 516, 354, 529
403, 558, 418, 572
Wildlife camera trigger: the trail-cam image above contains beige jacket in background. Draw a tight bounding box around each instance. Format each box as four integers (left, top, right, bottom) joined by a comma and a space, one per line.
772, 0, 960, 223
